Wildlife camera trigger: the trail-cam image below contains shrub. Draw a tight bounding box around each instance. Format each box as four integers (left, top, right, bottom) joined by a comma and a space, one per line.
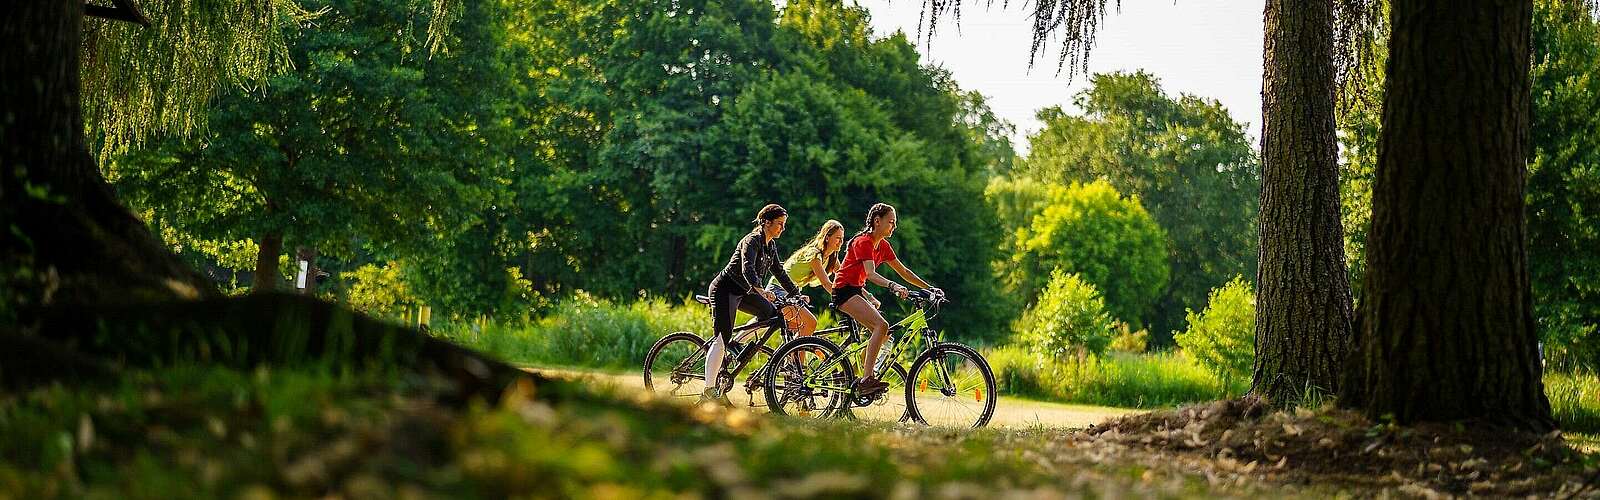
1013, 270, 1116, 364
1174, 277, 1255, 386
1108, 322, 1149, 353
344, 262, 415, 319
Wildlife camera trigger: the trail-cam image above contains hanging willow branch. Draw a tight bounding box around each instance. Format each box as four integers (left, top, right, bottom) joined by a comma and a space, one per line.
80, 0, 462, 158
916, 0, 1389, 92
917, 0, 1120, 78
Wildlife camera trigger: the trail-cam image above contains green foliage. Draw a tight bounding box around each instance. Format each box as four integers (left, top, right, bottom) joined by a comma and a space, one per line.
1339, 0, 1600, 370
987, 347, 1245, 408
998, 179, 1169, 327
440, 296, 709, 369
343, 262, 415, 319
1021, 71, 1259, 343
1173, 277, 1256, 386
1014, 270, 1115, 363
1547, 371, 1600, 433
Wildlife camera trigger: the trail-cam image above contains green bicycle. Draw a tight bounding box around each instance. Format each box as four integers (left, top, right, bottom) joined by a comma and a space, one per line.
763, 288, 998, 428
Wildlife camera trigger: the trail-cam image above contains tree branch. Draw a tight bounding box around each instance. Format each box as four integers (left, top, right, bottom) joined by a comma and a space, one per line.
84, 0, 150, 27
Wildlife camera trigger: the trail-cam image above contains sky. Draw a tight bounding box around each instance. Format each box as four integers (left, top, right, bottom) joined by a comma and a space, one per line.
852, 0, 1266, 154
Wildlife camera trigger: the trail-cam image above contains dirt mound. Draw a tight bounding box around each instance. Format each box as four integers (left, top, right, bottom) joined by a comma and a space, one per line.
1085, 398, 1599, 497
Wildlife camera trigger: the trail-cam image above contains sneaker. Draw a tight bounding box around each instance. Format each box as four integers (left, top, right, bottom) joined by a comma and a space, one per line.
698, 387, 733, 407
855, 376, 889, 398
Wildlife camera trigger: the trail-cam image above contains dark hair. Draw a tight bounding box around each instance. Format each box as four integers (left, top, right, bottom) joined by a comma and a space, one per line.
752, 203, 788, 226
852, 203, 895, 240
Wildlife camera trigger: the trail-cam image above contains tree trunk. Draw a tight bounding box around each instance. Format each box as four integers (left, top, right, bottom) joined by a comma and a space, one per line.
1343, 0, 1553, 430
0, 1, 214, 309
253, 231, 283, 293
1252, 0, 1355, 406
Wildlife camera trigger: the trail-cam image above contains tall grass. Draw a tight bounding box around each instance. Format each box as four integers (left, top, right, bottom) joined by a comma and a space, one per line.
1547, 371, 1600, 433
439, 296, 708, 370
987, 346, 1247, 408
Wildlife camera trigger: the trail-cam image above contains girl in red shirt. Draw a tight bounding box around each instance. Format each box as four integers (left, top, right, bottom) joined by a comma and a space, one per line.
833, 203, 934, 397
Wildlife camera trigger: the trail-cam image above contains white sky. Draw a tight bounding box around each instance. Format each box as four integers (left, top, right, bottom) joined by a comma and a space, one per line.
854, 0, 1266, 154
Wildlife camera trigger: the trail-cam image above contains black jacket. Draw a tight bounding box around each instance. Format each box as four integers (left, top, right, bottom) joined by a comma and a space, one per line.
716, 229, 800, 297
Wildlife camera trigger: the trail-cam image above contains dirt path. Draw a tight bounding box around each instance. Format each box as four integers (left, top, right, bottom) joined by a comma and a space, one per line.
528, 366, 1142, 430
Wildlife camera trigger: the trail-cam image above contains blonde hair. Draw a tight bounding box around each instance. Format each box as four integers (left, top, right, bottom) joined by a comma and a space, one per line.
787, 220, 845, 280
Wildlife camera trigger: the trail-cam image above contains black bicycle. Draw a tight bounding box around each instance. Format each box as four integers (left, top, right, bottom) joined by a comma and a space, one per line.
763, 288, 998, 428
641, 294, 807, 408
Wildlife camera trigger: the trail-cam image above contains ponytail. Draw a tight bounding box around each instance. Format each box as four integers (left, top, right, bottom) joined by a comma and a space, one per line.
852, 203, 895, 241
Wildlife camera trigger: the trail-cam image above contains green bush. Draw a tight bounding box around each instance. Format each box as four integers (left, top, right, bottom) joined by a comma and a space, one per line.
987, 346, 1244, 408
1174, 277, 1255, 386
1014, 270, 1115, 363
440, 295, 709, 369
997, 179, 1169, 328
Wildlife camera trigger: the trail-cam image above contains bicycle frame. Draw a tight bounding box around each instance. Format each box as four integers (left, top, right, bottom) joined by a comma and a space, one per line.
798, 302, 946, 394
667, 299, 804, 384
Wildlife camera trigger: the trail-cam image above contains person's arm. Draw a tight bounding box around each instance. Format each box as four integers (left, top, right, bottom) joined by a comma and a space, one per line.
885, 259, 931, 289
862, 260, 908, 298
809, 258, 835, 294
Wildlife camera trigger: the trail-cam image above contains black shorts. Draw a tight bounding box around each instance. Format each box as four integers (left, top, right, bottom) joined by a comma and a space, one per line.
832, 285, 866, 308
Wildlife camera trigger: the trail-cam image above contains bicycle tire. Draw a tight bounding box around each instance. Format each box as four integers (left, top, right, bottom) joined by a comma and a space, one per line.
905, 342, 997, 429
642, 332, 708, 400
763, 336, 854, 419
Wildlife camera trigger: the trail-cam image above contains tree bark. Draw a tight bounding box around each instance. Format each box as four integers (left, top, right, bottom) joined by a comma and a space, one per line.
1343, 0, 1553, 430
253, 231, 283, 293
1, 1, 214, 308
1252, 0, 1355, 406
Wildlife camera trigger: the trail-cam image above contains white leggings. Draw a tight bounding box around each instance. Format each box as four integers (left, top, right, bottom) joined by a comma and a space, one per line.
704, 335, 727, 391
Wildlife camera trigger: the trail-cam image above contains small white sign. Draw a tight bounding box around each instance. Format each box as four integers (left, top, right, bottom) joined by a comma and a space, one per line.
296, 260, 309, 289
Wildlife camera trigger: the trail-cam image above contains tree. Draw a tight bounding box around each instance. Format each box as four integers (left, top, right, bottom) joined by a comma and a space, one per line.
1340, 0, 1600, 372
108, 0, 511, 296
1022, 71, 1259, 344
999, 179, 1169, 326
1342, 0, 1554, 430
2, 1, 538, 396
1252, 0, 1355, 406
1527, 0, 1600, 371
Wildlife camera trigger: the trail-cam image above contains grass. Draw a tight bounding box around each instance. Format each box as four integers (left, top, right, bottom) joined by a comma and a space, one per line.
436, 295, 708, 370
986, 346, 1247, 409
1547, 371, 1600, 434
0, 365, 1272, 498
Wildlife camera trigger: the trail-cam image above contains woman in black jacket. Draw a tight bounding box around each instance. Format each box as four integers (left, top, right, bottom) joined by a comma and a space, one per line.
702, 204, 803, 405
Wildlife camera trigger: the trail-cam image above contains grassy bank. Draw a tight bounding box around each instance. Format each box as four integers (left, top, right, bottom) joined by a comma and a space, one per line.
0, 365, 1267, 498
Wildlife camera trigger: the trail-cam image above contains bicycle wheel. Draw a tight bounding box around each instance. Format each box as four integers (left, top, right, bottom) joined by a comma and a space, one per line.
763, 336, 854, 419
851, 363, 909, 423
642, 332, 708, 400
906, 343, 997, 429
727, 345, 775, 409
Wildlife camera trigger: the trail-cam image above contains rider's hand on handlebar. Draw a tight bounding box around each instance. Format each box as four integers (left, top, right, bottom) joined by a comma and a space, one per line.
800, 295, 811, 305
760, 289, 777, 302
892, 283, 909, 299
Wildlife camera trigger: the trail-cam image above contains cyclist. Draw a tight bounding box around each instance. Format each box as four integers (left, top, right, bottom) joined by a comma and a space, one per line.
832, 203, 933, 397
703, 204, 804, 405
767, 219, 846, 337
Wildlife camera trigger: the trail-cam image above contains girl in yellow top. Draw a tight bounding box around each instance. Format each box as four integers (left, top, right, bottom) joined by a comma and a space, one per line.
767, 219, 847, 337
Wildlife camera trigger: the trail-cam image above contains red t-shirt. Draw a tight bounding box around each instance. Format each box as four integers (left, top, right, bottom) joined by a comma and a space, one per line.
835, 234, 897, 288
